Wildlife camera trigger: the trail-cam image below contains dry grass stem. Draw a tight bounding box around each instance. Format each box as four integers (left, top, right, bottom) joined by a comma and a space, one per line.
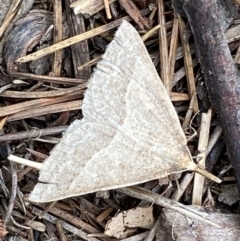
170, 92, 189, 101
77, 56, 101, 71
103, 0, 112, 19
52, 0, 63, 77
142, 24, 162, 42
7, 100, 82, 122
10, 72, 87, 85
206, 124, 223, 156
182, 92, 197, 129
0, 84, 86, 98
171, 172, 194, 201
169, 17, 179, 82
158, 0, 171, 94
179, 17, 199, 112
56, 220, 67, 241
192, 109, 212, 205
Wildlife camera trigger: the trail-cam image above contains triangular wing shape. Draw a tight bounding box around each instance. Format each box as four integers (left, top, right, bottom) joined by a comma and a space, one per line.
29, 21, 192, 202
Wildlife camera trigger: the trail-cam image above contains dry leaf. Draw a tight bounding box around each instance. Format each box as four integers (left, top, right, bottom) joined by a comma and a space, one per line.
28, 20, 220, 203
218, 184, 240, 206
105, 206, 154, 239
26, 220, 46, 232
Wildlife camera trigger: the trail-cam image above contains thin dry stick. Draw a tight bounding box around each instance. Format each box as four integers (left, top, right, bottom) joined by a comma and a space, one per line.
7, 100, 82, 122
10, 72, 87, 85
141, 24, 161, 42
171, 172, 194, 201
119, 186, 220, 228
15, 10, 150, 63
0, 126, 68, 142
103, 0, 112, 19
206, 124, 223, 156
170, 92, 190, 101
0, 117, 7, 130
38, 201, 57, 219
77, 56, 101, 71
157, 0, 171, 95
8, 155, 43, 170
143, 215, 161, 241
122, 232, 149, 241
4, 161, 17, 225
27, 229, 34, 241
32, 207, 100, 241
96, 207, 113, 222
169, 17, 179, 82
119, 0, 150, 29
52, 0, 63, 77
192, 109, 212, 205
149, 6, 157, 23
182, 91, 197, 129
0, 84, 86, 98
56, 220, 68, 241
178, 17, 199, 112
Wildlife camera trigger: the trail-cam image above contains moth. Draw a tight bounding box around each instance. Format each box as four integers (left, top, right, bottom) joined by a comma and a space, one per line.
9, 21, 220, 202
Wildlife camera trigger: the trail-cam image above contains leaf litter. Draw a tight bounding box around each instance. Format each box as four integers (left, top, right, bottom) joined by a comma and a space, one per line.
0, 0, 240, 240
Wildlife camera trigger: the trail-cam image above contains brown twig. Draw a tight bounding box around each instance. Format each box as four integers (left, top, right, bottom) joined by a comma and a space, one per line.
183, 0, 240, 192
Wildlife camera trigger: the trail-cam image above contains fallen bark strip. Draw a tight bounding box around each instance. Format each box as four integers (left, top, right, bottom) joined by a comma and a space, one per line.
161, 207, 240, 240
7, 100, 82, 122
180, 0, 240, 192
